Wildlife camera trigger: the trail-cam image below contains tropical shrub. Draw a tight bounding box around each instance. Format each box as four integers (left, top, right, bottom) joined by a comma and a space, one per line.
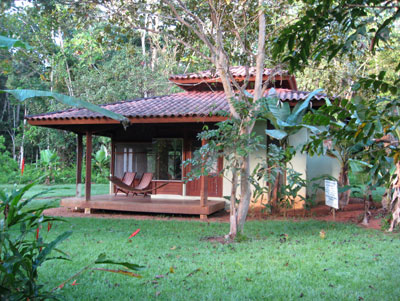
93, 145, 110, 184
39, 149, 59, 184
0, 136, 19, 183
0, 182, 71, 299
252, 144, 308, 215
0, 182, 143, 300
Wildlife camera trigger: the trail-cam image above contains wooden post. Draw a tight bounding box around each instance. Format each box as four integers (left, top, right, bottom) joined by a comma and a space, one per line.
76, 134, 83, 197
110, 136, 115, 194
200, 139, 208, 221
182, 129, 188, 197
85, 131, 92, 205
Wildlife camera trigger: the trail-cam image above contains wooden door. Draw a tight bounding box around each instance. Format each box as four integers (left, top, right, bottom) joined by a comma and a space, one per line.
185, 140, 223, 197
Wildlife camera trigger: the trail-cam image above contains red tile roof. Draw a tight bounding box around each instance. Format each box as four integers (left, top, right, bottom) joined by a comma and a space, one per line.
169, 66, 288, 81
26, 89, 328, 121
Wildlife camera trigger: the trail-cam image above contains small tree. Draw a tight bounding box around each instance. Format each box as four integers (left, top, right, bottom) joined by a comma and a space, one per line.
40, 149, 59, 184
184, 97, 265, 239
303, 95, 397, 222
94, 145, 110, 176
261, 88, 322, 211
251, 143, 307, 217
185, 89, 319, 236
273, 0, 399, 227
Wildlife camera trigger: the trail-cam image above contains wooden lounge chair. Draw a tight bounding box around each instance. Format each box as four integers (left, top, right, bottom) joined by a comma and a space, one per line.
114, 172, 136, 196
132, 172, 153, 196
109, 172, 168, 197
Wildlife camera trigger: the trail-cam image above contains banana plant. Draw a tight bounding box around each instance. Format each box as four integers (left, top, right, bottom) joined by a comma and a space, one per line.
258, 88, 324, 212
263, 88, 324, 141
40, 149, 59, 184
94, 145, 110, 175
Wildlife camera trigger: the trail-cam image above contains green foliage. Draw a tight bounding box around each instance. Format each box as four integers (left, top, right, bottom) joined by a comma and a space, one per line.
0, 182, 143, 299
0, 136, 18, 183
273, 0, 400, 79
303, 96, 396, 187
72, 48, 173, 104
40, 149, 59, 184
380, 212, 393, 231
0, 35, 30, 50
0, 182, 72, 300
253, 144, 307, 213
40, 149, 59, 168
262, 88, 323, 142
94, 145, 109, 175
183, 97, 265, 181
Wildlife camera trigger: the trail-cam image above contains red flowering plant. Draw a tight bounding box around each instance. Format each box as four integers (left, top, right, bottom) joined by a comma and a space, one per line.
0, 182, 70, 300
0, 182, 143, 300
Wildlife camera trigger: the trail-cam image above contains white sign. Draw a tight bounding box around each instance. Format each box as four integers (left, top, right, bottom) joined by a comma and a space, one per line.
325, 180, 339, 209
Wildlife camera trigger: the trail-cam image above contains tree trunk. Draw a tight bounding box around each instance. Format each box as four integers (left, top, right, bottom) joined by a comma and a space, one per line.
361, 187, 372, 225
382, 188, 390, 212
271, 170, 281, 214
19, 107, 27, 171
9, 130, 16, 161
388, 161, 400, 232
58, 27, 74, 97
339, 161, 350, 208
237, 155, 252, 234
227, 169, 239, 239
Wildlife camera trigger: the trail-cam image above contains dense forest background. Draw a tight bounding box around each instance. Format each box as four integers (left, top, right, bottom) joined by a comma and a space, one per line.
0, 0, 398, 184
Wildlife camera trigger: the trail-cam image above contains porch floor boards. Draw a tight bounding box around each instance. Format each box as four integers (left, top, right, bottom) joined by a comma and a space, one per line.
60, 194, 226, 216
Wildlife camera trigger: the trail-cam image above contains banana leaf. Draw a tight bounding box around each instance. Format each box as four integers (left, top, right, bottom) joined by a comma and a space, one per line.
0, 35, 30, 49
2, 89, 130, 127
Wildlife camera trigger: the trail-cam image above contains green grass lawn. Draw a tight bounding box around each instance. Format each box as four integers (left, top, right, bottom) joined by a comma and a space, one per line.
0, 183, 109, 208
38, 218, 400, 300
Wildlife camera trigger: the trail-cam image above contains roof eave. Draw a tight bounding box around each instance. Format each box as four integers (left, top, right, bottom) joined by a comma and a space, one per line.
26, 115, 228, 127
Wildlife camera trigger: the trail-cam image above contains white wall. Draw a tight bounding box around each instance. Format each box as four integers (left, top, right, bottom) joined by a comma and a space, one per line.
289, 128, 341, 203
288, 128, 308, 201
223, 121, 267, 198
222, 124, 340, 206
307, 155, 340, 202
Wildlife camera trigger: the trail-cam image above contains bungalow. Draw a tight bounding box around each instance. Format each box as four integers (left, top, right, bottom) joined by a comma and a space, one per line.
26, 66, 339, 218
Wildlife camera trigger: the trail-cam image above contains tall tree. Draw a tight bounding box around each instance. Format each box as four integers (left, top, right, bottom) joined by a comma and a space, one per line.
273, 0, 399, 227
68, 0, 303, 237
115, 0, 292, 236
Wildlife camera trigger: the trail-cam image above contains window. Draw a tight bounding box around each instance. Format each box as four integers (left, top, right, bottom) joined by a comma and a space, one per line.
153, 139, 183, 180
114, 138, 183, 181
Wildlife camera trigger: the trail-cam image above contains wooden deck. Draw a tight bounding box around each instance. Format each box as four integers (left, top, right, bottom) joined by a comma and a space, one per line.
60, 194, 226, 216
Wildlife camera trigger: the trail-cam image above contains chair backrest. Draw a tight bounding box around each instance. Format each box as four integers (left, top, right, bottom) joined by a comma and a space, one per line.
136, 172, 153, 190
122, 172, 136, 186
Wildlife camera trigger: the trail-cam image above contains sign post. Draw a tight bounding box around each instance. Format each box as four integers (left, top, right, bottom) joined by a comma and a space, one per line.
325, 180, 339, 220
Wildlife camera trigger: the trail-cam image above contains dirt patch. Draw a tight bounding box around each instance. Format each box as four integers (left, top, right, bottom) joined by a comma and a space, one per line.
43, 199, 386, 231
201, 236, 231, 244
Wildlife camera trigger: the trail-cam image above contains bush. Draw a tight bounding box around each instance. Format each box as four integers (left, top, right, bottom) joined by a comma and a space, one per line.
0, 136, 19, 183
53, 166, 76, 184
0, 182, 72, 299
0, 182, 143, 300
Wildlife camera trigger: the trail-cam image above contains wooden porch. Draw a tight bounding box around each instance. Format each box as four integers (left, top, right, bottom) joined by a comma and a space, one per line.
60, 194, 226, 217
